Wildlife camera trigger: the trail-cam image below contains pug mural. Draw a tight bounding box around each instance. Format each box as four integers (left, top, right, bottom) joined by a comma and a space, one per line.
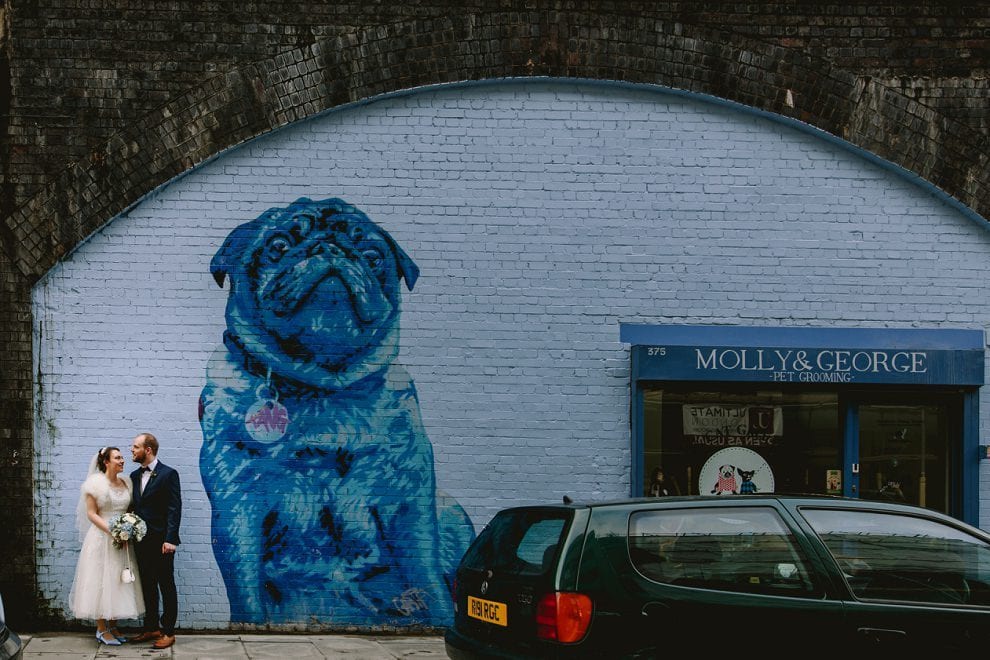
199, 197, 475, 626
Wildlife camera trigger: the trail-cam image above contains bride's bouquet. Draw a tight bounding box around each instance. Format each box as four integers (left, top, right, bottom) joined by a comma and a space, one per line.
108, 512, 147, 550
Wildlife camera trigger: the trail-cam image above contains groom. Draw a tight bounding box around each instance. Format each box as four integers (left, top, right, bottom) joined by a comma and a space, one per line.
129, 432, 182, 649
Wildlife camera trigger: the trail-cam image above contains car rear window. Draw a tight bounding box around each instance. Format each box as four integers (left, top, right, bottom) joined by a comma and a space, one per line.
628, 506, 819, 597
461, 509, 571, 576
801, 508, 990, 606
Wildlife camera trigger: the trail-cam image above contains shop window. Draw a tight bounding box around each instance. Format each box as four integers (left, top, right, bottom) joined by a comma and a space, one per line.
625, 323, 983, 523
642, 388, 839, 497
858, 403, 949, 512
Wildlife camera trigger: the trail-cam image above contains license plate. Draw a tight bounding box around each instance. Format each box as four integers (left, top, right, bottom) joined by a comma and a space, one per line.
468, 595, 508, 626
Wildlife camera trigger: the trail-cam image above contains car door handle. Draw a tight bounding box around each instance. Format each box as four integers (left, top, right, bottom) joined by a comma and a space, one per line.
641, 602, 670, 618
858, 627, 907, 643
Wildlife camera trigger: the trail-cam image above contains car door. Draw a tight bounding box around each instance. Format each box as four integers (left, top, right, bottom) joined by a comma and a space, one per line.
620, 502, 849, 649
797, 505, 990, 652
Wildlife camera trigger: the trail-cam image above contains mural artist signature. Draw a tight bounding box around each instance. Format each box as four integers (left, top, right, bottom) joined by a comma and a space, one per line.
393, 588, 429, 615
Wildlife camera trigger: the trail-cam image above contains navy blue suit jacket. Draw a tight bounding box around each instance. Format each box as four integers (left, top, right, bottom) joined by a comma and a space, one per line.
131, 461, 182, 546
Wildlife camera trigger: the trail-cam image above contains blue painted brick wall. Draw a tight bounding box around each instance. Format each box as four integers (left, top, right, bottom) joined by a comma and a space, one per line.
32, 80, 990, 629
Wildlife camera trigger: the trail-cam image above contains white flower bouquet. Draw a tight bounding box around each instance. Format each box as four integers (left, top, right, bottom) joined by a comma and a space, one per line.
108, 512, 147, 550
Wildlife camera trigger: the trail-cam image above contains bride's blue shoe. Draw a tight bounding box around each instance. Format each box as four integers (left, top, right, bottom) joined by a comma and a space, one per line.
96, 631, 122, 646
109, 628, 127, 643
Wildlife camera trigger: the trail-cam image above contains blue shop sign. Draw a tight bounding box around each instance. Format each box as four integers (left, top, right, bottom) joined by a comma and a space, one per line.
621, 325, 985, 386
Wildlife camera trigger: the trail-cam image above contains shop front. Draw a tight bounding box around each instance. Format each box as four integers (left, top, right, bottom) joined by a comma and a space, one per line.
622, 324, 985, 524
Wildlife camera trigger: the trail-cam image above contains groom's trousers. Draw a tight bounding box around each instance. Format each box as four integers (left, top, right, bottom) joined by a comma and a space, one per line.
136, 533, 178, 636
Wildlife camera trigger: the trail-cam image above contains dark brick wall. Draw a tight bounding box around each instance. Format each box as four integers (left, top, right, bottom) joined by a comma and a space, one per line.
2, 1, 989, 628
5, 3, 990, 214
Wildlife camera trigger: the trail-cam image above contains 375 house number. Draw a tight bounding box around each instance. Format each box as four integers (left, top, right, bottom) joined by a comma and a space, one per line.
647, 347, 666, 356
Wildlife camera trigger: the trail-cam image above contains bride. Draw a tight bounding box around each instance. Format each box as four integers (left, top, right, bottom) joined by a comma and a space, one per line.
68, 446, 145, 645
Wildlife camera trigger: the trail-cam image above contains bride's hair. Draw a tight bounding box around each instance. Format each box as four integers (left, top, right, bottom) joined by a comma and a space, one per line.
96, 446, 119, 473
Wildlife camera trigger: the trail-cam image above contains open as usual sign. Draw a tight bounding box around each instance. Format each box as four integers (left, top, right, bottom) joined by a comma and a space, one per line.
682, 405, 783, 437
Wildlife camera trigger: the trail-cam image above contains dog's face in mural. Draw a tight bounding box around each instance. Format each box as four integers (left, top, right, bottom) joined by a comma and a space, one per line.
200, 198, 473, 628
210, 197, 419, 388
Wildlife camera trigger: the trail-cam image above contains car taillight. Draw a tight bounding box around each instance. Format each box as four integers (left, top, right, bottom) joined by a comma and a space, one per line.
535, 592, 593, 643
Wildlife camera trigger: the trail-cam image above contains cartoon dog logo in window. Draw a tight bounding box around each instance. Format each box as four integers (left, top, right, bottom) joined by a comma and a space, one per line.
711, 465, 738, 495
737, 467, 759, 494
711, 465, 759, 495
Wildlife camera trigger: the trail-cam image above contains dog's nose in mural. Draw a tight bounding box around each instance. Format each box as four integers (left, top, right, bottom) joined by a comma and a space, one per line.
199, 197, 475, 626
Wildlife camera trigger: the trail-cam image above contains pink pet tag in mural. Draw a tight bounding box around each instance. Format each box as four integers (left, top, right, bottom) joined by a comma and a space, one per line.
245, 384, 289, 444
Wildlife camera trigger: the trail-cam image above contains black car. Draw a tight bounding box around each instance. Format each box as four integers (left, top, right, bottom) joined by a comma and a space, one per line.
445, 495, 990, 657
0, 594, 22, 660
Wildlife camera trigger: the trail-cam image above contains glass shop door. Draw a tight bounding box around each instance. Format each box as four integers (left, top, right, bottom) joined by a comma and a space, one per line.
857, 401, 952, 513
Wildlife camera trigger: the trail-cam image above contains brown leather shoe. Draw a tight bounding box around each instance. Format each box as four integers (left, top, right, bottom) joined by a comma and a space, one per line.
152, 634, 175, 649
129, 630, 162, 643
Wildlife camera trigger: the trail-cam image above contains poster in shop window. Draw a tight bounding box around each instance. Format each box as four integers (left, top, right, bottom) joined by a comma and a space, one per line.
682, 404, 783, 447
700, 447, 775, 495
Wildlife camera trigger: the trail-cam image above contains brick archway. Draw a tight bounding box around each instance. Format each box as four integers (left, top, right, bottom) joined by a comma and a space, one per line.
6, 14, 989, 280
4, 10, 990, 625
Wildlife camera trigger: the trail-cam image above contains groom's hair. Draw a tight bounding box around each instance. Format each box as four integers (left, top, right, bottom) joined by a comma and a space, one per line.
139, 432, 159, 455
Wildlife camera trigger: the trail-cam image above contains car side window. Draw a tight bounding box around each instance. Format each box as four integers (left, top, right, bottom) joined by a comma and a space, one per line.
628, 507, 819, 597
800, 508, 990, 607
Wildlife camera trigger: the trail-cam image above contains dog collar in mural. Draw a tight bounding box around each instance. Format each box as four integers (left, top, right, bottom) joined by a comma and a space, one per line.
222, 329, 396, 394
244, 379, 290, 444
222, 333, 292, 444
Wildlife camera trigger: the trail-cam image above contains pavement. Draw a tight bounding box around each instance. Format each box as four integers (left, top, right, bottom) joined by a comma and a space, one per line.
18, 632, 448, 659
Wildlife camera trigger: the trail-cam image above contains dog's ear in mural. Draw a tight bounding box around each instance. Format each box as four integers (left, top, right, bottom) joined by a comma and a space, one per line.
199, 197, 474, 626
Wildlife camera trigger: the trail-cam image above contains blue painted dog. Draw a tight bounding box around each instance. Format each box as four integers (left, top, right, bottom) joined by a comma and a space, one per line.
200, 197, 474, 626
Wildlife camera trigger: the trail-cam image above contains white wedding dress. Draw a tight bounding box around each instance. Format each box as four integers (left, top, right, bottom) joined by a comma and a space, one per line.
68, 473, 145, 620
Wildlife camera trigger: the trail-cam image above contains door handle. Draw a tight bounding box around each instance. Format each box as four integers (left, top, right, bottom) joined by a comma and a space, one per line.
858, 627, 907, 643
641, 601, 670, 617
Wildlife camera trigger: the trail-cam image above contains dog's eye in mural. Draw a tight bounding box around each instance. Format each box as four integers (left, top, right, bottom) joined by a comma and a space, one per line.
200, 197, 474, 626
362, 247, 385, 274
264, 235, 293, 262
290, 213, 314, 236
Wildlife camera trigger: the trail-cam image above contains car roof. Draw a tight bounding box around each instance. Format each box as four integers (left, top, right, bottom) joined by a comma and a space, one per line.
499, 494, 966, 518
486, 496, 990, 545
